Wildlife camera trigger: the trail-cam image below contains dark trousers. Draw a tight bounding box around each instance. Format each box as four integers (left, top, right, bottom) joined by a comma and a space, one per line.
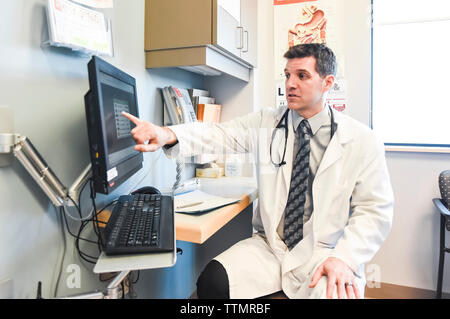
196, 260, 230, 299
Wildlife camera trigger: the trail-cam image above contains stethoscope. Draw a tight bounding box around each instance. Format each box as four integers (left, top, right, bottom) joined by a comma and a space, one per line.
270, 105, 337, 168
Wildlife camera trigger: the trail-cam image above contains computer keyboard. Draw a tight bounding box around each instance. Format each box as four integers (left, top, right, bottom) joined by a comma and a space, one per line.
102, 193, 174, 256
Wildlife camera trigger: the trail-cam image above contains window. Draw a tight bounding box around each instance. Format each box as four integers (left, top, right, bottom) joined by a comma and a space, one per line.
372, 0, 450, 151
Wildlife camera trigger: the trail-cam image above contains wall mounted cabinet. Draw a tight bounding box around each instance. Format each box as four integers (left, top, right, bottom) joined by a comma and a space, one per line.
145, 0, 257, 82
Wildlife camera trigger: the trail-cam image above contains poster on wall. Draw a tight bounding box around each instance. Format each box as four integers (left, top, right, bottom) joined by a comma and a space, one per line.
274, 0, 347, 113
325, 78, 348, 113
71, 0, 114, 8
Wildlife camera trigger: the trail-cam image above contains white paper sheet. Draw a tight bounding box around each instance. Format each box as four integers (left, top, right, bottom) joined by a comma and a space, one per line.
174, 190, 241, 214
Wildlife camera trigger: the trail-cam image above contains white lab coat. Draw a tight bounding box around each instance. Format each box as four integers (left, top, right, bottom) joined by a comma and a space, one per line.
166, 106, 394, 299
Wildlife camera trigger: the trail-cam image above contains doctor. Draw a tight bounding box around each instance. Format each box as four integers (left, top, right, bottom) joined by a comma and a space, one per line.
122, 44, 394, 299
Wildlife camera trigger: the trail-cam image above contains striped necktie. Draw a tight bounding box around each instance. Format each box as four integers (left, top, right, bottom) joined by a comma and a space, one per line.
283, 119, 312, 250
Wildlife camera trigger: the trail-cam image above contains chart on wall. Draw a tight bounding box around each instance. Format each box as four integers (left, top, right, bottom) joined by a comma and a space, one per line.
274, 0, 348, 113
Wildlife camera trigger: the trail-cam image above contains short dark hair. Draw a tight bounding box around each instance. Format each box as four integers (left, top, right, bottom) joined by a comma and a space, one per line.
284, 43, 337, 78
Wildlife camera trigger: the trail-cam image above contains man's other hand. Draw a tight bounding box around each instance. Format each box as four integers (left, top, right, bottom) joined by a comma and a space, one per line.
309, 257, 361, 299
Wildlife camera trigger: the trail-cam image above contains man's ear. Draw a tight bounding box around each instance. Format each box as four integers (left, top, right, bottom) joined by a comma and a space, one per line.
322, 75, 335, 94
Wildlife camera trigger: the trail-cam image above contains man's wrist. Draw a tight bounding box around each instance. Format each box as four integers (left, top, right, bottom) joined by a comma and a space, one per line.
162, 126, 178, 146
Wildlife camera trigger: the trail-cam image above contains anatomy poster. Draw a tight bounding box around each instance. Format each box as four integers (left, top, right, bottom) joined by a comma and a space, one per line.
274, 0, 343, 78
274, 0, 347, 113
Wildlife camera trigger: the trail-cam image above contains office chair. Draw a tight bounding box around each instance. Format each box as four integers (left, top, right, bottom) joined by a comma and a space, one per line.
434, 170, 450, 299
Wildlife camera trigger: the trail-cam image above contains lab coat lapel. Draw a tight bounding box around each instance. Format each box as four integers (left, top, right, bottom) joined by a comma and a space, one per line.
314, 129, 343, 179
315, 111, 352, 179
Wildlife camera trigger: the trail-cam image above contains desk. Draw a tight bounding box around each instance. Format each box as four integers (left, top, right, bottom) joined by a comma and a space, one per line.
97, 177, 258, 244
175, 177, 257, 244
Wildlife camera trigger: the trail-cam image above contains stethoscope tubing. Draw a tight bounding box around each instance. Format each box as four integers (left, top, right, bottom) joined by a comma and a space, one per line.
270, 106, 336, 167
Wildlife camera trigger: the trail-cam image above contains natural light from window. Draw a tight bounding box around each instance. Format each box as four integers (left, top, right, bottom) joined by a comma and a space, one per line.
372, 0, 450, 147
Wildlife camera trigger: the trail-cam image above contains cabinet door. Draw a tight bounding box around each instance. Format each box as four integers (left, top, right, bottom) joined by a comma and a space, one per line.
145, 0, 213, 51
216, 0, 242, 58
240, 0, 258, 67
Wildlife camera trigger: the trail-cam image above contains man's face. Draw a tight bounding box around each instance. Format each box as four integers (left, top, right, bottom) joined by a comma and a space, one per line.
284, 56, 333, 114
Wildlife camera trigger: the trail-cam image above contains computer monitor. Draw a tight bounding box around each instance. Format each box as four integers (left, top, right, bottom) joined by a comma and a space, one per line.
84, 56, 143, 194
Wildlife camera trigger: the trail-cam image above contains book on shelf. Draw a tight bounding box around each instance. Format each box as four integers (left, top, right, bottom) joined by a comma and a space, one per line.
188, 88, 216, 115
161, 86, 197, 125
188, 88, 210, 100
197, 104, 222, 123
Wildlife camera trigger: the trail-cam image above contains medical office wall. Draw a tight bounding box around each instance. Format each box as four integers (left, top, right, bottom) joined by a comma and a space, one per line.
0, 0, 206, 298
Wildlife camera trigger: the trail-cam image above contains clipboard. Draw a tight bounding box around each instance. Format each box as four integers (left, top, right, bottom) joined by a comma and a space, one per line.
174, 190, 241, 215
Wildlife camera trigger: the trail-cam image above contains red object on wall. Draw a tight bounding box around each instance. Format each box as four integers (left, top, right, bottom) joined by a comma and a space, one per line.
274, 0, 317, 6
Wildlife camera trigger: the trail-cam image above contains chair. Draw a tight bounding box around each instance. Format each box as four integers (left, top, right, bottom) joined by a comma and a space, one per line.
434, 170, 450, 299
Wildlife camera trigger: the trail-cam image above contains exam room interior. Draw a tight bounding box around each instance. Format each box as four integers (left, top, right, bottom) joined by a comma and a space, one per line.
0, 0, 448, 298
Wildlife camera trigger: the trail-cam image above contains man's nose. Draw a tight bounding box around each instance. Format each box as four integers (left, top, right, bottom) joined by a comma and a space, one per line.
286, 76, 296, 90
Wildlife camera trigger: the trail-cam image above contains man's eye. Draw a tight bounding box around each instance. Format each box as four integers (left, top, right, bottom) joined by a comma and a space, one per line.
284, 73, 290, 79
299, 73, 307, 79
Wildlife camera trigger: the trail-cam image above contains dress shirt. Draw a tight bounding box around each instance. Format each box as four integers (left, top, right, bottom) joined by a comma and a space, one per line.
276, 105, 334, 240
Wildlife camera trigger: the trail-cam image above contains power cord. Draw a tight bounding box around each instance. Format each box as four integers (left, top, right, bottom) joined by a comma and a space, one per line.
58, 178, 118, 269
173, 159, 184, 192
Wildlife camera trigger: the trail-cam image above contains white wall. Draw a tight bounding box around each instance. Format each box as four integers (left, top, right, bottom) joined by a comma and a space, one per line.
254, 0, 275, 112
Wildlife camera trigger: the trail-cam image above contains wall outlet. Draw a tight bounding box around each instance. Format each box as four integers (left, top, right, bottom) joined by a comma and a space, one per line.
0, 279, 14, 299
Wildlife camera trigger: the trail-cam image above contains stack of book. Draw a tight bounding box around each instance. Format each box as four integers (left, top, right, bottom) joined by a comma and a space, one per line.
161, 86, 222, 165
188, 88, 222, 165
161, 86, 197, 126
187, 89, 222, 123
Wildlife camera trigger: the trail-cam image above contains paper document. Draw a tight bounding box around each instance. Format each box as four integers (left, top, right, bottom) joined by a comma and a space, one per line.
47, 0, 113, 56
174, 190, 241, 214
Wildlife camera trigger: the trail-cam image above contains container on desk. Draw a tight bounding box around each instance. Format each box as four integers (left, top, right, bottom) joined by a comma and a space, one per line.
225, 155, 243, 177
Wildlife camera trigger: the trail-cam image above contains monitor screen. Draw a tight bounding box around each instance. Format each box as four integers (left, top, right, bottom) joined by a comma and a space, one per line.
99, 71, 138, 167
85, 56, 143, 194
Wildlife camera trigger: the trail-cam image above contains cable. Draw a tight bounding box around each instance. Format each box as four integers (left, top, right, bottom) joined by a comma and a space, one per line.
62, 206, 98, 245
131, 270, 140, 284
77, 177, 91, 211
173, 159, 184, 192
61, 176, 94, 222
75, 219, 100, 264
54, 206, 67, 298
59, 177, 119, 265
63, 196, 94, 222
73, 196, 119, 264
89, 179, 102, 252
